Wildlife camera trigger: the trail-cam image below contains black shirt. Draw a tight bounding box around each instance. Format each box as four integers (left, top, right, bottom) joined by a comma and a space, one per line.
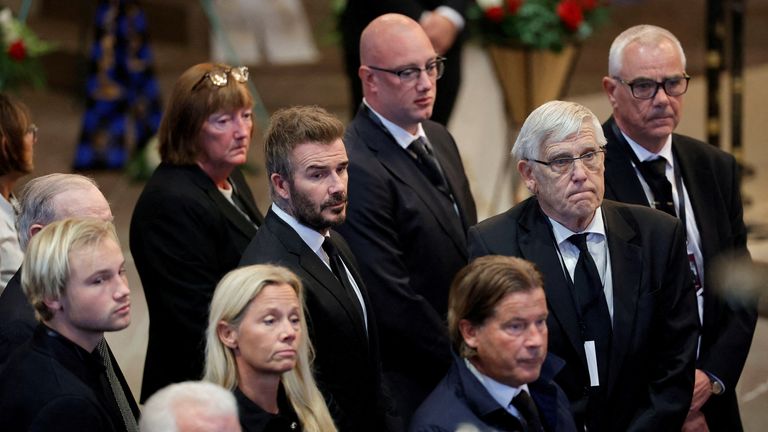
234, 385, 302, 432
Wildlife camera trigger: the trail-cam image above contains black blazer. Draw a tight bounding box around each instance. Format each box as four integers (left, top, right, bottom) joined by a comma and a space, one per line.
0, 270, 35, 367
239, 209, 397, 432
468, 198, 699, 432
336, 107, 477, 411
603, 118, 757, 430
0, 325, 135, 431
130, 163, 262, 402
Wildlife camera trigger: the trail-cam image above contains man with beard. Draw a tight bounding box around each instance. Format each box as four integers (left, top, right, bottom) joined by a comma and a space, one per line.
239, 106, 400, 432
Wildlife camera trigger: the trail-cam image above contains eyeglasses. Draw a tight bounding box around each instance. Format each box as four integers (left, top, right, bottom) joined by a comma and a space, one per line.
367, 57, 446, 82
613, 74, 690, 99
527, 147, 606, 175
26, 124, 38, 141
193, 66, 249, 90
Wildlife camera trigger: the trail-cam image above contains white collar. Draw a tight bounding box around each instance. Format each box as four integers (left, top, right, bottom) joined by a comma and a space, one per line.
464, 358, 529, 409
363, 98, 426, 150
622, 131, 674, 165
548, 207, 606, 246
271, 203, 327, 255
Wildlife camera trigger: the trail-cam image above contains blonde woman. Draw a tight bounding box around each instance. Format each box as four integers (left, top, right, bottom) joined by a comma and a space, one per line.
205, 264, 336, 432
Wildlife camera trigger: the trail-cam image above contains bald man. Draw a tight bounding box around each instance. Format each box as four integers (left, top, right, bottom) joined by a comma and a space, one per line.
335, 13, 476, 422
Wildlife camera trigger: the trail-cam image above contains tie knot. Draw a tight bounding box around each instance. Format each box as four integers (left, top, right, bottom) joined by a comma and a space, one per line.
641, 157, 667, 178
568, 233, 589, 253
322, 237, 337, 257
409, 136, 429, 155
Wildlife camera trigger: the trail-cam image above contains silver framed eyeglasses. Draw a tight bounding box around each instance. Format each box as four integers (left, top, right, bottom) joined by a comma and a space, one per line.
366, 57, 446, 82
527, 146, 606, 175
613, 74, 690, 99
193, 66, 249, 89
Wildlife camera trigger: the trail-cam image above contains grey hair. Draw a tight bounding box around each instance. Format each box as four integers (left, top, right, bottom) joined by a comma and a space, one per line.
16, 174, 98, 250
511, 100, 606, 162
608, 24, 686, 77
139, 381, 239, 432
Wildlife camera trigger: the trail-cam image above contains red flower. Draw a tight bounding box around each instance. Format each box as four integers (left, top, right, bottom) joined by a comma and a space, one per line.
485, 6, 505, 23
7, 39, 26, 61
506, 0, 523, 14
557, 0, 584, 32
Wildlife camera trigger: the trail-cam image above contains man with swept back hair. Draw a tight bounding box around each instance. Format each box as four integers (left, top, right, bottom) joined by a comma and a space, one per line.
469, 100, 699, 431
140, 381, 241, 432
411, 255, 575, 432
240, 105, 398, 431
0, 218, 133, 431
601, 24, 757, 431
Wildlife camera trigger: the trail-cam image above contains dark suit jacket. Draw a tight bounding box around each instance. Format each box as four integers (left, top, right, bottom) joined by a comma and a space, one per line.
337, 107, 477, 417
603, 118, 757, 430
239, 209, 397, 432
339, 0, 468, 124
0, 270, 35, 367
0, 325, 137, 431
410, 353, 576, 432
130, 163, 262, 402
468, 198, 699, 432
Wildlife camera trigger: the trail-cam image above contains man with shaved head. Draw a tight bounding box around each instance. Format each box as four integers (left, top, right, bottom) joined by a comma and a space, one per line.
336, 13, 476, 423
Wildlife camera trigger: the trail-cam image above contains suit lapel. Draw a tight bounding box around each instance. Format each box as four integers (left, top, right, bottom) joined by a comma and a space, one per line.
517, 202, 585, 368
190, 166, 259, 238
603, 118, 652, 206
265, 213, 368, 343
601, 203, 643, 396
356, 111, 467, 254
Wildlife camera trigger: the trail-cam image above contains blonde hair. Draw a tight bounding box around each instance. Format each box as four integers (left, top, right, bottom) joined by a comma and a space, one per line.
21, 218, 119, 321
204, 264, 337, 432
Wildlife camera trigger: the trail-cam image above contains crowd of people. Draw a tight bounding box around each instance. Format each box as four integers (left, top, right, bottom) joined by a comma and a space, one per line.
0, 7, 758, 432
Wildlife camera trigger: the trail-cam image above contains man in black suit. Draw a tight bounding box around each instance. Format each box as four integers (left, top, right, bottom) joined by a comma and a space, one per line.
336, 13, 477, 422
601, 25, 757, 431
339, 0, 467, 125
468, 100, 699, 431
239, 106, 398, 432
0, 218, 135, 431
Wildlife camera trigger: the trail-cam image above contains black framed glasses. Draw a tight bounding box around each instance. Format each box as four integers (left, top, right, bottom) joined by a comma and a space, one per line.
527, 146, 606, 175
367, 56, 446, 82
613, 74, 690, 99
193, 66, 249, 90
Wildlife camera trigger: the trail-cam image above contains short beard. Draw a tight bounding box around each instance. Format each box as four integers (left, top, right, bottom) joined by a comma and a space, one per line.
289, 187, 347, 232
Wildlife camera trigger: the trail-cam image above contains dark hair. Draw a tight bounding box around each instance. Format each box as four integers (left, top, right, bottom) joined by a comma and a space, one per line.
448, 255, 544, 357
158, 63, 254, 164
0, 93, 33, 175
264, 105, 345, 201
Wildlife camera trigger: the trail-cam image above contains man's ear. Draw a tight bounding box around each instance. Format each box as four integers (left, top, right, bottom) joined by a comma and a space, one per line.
359, 66, 377, 94
459, 319, 479, 349
270, 173, 291, 201
518, 160, 537, 195
217, 321, 238, 350
602, 76, 619, 108
42, 297, 62, 314
29, 223, 45, 240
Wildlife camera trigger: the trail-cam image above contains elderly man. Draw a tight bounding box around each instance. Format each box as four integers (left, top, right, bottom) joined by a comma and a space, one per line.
337, 13, 476, 421
140, 381, 241, 432
239, 106, 397, 431
468, 100, 699, 431
0, 219, 132, 431
410, 255, 576, 432
601, 24, 757, 431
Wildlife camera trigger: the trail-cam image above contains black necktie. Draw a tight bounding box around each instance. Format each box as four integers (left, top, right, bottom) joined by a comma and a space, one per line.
409, 137, 451, 196
512, 390, 544, 432
98, 340, 138, 432
322, 238, 366, 327
638, 158, 676, 216
568, 233, 612, 385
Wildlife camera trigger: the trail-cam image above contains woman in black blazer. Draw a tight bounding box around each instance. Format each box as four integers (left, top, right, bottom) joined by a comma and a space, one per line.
204, 265, 337, 432
130, 63, 264, 402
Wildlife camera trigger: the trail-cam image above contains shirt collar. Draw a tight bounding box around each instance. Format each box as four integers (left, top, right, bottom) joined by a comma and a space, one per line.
363, 98, 426, 150
548, 207, 606, 246
464, 358, 529, 409
271, 203, 327, 254
622, 131, 674, 165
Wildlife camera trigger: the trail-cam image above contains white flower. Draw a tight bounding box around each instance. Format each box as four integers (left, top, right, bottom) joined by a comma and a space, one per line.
476, 0, 503, 9
0, 8, 21, 44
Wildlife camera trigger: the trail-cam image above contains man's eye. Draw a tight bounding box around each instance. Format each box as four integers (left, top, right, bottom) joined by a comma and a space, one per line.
551, 158, 571, 168
633, 80, 655, 91
398, 68, 419, 79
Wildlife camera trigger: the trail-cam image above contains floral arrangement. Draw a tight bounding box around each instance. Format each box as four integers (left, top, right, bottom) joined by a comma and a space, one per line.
468, 0, 609, 51
0, 7, 54, 91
